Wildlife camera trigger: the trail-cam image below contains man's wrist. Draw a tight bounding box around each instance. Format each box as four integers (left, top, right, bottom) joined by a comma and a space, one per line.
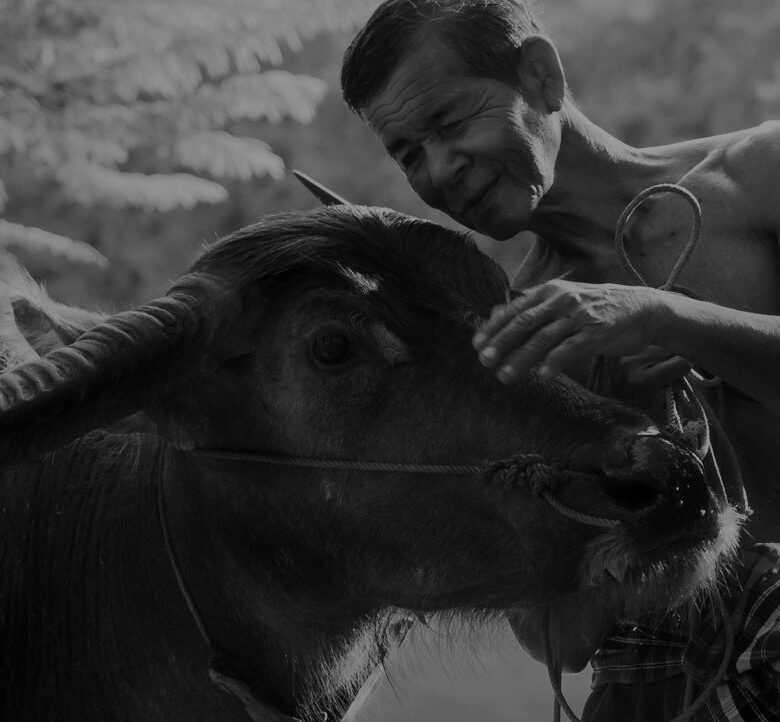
645, 287, 682, 351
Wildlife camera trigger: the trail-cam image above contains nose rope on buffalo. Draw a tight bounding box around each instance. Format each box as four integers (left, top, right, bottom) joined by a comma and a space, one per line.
544, 184, 741, 722
195, 448, 625, 528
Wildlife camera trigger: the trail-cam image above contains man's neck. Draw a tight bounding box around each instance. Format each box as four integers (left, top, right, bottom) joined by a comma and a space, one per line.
529, 103, 697, 256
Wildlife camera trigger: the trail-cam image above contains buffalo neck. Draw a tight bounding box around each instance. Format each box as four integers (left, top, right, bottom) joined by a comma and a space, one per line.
0, 431, 237, 721
163, 451, 386, 721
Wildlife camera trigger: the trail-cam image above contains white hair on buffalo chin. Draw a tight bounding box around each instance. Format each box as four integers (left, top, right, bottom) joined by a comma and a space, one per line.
580, 505, 745, 616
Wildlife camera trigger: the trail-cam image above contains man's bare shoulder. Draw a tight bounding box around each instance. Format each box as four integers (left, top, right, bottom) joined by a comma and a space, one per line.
722, 122, 780, 230
727, 120, 780, 151
664, 122, 780, 184
721, 121, 780, 172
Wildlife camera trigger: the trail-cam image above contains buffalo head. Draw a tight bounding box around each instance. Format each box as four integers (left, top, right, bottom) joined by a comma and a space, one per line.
0, 206, 740, 718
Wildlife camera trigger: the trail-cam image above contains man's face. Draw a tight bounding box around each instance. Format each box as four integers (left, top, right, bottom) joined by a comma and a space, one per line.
364, 36, 560, 240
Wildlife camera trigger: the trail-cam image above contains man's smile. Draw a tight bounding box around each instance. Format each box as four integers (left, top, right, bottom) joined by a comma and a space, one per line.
460, 177, 499, 218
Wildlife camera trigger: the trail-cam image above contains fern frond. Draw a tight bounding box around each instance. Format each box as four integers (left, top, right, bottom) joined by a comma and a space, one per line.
114, 52, 204, 102
176, 132, 285, 180
57, 129, 129, 167
188, 71, 327, 127
0, 116, 30, 155
2, 0, 373, 217
63, 102, 147, 150
57, 162, 228, 210
0, 219, 108, 268
0, 65, 49, 96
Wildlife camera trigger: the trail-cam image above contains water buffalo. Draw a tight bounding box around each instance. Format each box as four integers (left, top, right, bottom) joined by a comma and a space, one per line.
0, 206, 739, 721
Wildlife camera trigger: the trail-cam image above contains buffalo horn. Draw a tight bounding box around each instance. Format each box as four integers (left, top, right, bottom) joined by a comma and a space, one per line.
0, 273, 236, 469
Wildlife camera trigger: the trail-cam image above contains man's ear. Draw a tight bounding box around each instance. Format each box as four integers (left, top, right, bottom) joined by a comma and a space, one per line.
516, 36, 566, 113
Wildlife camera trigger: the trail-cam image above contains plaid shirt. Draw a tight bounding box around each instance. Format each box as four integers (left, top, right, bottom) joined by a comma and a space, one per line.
591, 543, 780, 721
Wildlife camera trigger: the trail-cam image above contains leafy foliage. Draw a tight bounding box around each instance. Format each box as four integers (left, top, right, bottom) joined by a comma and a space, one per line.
0, 219, 107, 267
0, 0, 374, 263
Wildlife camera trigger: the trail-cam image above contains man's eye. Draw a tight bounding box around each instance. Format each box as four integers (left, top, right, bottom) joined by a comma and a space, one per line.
440, 118, 463, 132
399, 149, 422, 171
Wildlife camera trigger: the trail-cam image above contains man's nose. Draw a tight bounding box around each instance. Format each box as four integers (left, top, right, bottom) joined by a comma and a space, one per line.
426, 141, 468, 189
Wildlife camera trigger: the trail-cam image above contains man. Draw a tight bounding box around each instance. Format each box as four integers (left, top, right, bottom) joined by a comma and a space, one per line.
341, 1, 780, 719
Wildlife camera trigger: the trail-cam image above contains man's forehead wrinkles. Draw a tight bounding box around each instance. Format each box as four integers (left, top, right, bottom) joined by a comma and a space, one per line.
370, 82, 439, 150
372, 76, 467, 143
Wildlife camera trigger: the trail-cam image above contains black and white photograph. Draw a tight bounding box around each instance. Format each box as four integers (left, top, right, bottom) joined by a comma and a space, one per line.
2, 1, 780, 720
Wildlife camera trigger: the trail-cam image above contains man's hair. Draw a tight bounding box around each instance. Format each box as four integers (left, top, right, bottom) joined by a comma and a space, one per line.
341, 0, 546, 116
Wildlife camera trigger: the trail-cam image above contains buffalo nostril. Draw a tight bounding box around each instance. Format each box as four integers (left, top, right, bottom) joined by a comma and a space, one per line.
603, 434, 717, 534
601, 479, 663, 514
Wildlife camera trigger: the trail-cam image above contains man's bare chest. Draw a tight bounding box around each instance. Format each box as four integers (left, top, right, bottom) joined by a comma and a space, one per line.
619, 181, 780, 314
516, 190, 780, 315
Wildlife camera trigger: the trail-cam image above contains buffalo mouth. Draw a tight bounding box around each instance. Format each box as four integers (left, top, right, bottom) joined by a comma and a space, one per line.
579, 502, 744, 618
546, 462, 721, 538
546, 449, 743, 612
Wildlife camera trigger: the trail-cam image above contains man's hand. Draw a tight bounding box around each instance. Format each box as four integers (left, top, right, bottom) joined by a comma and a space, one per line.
472, 279, 677, 386
619, 345, 692, 396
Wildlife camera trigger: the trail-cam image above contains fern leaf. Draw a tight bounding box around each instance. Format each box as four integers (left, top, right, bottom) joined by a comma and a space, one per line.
0, 117, 28, 155
57, 129, 129, 167
0, 219, 108, 268
114, 53, 204, 102
176, 132, 285, 180
57, 162, 228, 211
64, 102, 146, 152
0, 65, 48, 96
189, 71, 327, 127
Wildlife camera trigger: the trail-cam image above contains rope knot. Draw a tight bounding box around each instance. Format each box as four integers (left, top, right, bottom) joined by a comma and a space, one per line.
663, 418, 708, 459
483, 453, 564, 495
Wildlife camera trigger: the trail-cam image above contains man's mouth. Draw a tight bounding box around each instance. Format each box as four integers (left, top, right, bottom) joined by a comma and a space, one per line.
461, 178, 498, 217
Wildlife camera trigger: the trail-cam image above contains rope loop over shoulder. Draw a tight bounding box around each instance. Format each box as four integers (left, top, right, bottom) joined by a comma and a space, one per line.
614, 183, 702, 290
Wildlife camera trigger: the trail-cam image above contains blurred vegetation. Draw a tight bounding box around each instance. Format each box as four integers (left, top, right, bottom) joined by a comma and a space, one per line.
0, 0, 778, 309
0, 0, 373, 303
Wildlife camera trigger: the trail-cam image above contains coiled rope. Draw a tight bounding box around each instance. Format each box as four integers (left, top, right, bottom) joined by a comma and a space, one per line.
547, 183, 738, 722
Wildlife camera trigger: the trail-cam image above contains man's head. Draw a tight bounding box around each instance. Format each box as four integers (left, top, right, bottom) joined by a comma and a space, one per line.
341, 0, 568, 240
342, 0, 546, 112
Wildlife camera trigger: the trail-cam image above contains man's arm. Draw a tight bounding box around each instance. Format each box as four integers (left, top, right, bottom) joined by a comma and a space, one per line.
472, 281, 780, 416
476, 123, 780, 413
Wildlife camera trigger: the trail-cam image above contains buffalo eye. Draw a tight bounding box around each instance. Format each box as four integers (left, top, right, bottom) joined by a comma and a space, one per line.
312, 333, 354, 366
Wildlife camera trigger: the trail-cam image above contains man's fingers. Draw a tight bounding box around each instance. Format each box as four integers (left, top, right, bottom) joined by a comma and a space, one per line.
476, 299, 561, 369
491, 318, 576, 383
623, 354, 692, 391
473, 286, 548, 349
533, 330, 600, 381
621, 345, 677, 366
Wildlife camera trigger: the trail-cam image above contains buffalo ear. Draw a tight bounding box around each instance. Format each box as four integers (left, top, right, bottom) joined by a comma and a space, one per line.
0, 296, 38, 368
11, 297, 75, 355
2, 296, 156, 435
